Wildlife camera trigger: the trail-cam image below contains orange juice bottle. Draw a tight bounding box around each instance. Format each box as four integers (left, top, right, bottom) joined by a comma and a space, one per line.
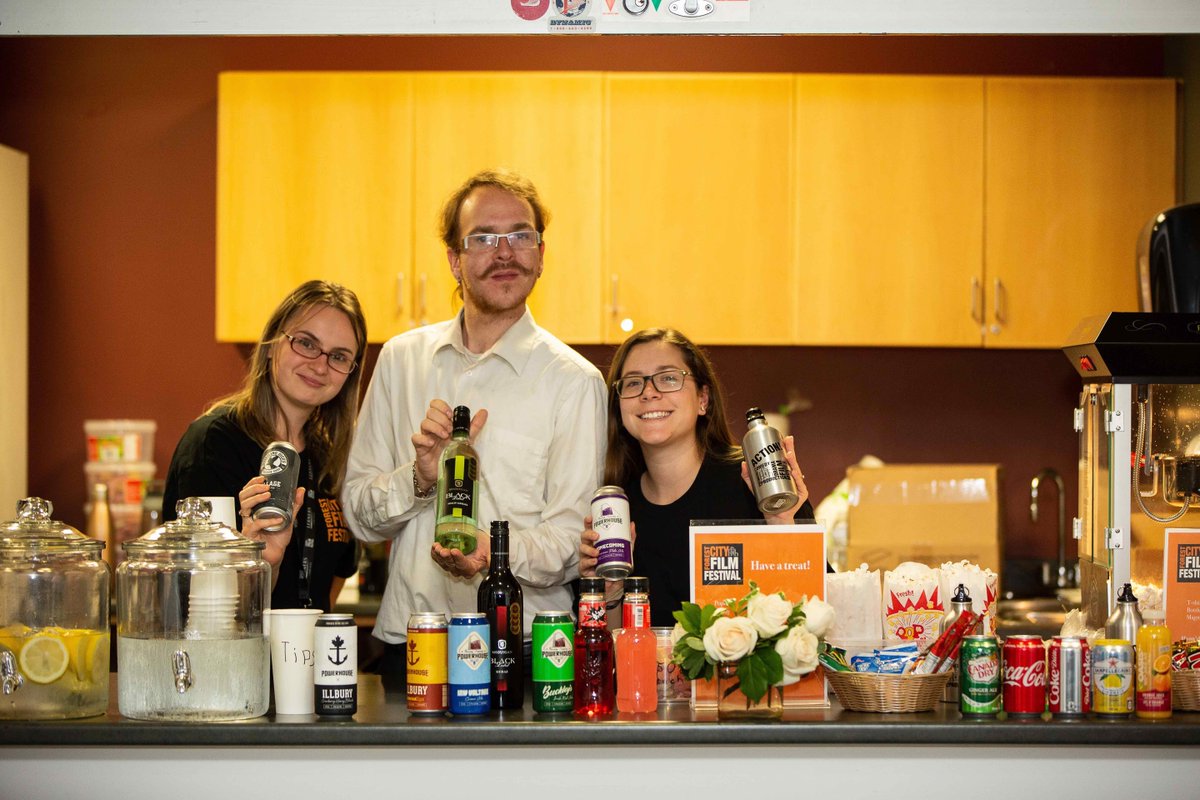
1136, 610, 1172, 720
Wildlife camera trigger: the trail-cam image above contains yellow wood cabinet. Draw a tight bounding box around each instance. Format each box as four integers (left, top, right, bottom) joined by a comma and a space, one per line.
605, 73, 796, 344
217, 72, 415, 342
793, 75, 986, 346
217, 72, 1178, 349
410, 72, 604, 344
983, 78, 1178, 348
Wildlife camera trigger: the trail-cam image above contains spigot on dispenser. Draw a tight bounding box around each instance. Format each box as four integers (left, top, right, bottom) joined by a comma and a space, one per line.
172, 650, 194, 694
1, 650, 23, 695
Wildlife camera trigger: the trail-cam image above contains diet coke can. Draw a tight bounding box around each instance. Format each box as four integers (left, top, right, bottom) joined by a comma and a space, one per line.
1002, 635, 1046, 716
1048, 635, 1091, 716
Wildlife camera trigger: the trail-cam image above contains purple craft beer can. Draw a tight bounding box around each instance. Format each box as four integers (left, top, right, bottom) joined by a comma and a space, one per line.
591, 486, 632, 580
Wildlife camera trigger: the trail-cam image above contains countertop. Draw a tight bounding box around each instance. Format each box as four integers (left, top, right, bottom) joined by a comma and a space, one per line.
3, 674, 1198, 747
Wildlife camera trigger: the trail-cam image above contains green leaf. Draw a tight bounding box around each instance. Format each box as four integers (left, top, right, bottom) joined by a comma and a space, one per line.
698, 603, 722, 631
737, 654, 770, 703
673, 603, 702, 633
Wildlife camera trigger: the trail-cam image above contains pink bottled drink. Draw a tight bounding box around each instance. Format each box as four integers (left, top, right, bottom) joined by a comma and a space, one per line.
574, 577, 614, 718
616, 577, 658, 715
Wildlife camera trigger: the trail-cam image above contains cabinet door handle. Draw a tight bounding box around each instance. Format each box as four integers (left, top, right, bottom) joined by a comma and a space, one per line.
417, 274, 428, 326
993, 278, 1007, 328
970, 277, 983, 325
395, 272, 404, 316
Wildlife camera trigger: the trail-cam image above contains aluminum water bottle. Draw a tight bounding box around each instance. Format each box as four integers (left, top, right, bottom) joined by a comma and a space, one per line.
1105, 583, 1143, 649
941, 583, 973, 704
742, 407, 798, 514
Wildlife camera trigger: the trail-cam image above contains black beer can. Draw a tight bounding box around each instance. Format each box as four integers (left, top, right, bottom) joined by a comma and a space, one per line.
315, 613, 358, 716
252, 440, 300, 531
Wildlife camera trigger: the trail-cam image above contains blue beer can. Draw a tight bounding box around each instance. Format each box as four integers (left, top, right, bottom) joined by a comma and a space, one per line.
449, 613, 491, 715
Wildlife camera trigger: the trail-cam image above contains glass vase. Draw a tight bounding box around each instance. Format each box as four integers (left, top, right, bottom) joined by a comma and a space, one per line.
716, 661, 783, 720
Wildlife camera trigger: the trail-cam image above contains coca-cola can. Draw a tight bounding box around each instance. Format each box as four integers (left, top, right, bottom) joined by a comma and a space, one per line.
1002, 635, 1046, 716
1048, 635, 1091, 716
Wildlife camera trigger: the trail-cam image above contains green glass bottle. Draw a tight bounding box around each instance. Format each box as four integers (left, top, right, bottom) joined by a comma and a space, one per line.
434, 405, 480, 554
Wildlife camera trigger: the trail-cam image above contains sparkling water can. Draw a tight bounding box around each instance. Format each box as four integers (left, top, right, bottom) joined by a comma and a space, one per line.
1092, 638, 1134, 717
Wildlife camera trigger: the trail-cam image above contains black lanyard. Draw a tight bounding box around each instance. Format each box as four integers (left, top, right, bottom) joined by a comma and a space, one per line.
295, 456, 318, 609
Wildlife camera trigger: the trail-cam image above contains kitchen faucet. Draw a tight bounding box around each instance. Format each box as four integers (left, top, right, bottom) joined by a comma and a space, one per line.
1031, 468, 1073, 589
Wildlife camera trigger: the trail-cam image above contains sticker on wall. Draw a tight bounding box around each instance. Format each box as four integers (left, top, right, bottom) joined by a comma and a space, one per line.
549, 0, 595, 31
512, 0, 550, 21
601, 0, 620, 14
669, 0, 713, 17
623, 0, 650, 12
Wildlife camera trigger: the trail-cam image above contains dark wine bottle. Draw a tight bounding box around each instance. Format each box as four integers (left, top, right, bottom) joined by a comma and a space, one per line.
478, 520, 524, 709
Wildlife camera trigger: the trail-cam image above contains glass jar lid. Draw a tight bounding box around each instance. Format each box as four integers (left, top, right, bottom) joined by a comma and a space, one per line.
123, 496, 265, 555
0, 497, 104, 555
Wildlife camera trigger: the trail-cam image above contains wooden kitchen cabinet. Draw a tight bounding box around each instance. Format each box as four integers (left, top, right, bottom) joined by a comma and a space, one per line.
410, 72, 604, 344
217, 72, 1178, 349
605, 73, 796, 344
217, 73, 415, 342
983, 78, 1177, 348
792, 75, 986, 346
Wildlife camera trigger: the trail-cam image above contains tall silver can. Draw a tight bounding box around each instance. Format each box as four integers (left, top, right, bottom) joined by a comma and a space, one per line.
742, 408, 798, 513
314, 613, 357, 716
252, 440, 300, 531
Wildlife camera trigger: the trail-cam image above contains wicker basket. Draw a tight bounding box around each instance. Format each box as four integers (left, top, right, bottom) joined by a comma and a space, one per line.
1173, 670, 1200, 711
827, 670, 952, 713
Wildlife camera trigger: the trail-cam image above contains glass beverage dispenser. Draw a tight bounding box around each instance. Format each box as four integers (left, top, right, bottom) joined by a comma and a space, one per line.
0, 498, 110, 719
117, 497, 270, 720
1064, 312, 1200, 626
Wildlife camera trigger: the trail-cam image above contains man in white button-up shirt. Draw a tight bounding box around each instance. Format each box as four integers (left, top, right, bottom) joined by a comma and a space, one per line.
342, 170, 606, 688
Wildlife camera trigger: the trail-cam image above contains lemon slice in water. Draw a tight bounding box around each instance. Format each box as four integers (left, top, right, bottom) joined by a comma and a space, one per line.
19, 634, 70, 684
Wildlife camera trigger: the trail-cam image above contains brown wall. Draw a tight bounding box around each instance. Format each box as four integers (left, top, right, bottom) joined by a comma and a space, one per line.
0, 35, 1167, 564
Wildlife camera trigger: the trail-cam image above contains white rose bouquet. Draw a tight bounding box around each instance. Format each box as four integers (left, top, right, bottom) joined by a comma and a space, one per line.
671, 582, 833, 704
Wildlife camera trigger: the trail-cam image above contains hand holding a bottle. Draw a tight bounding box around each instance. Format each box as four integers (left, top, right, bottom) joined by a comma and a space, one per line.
431, 530, 489, 579
740, 434, 809, 524
412, 400, 488, 494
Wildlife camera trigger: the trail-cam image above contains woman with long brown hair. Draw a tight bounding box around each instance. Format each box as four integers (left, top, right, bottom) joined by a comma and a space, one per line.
580, 328, 815, 626
162, 280, 368, 611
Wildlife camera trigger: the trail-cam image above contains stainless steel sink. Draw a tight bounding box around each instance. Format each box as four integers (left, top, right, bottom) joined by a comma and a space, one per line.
994, 596, 1078, 639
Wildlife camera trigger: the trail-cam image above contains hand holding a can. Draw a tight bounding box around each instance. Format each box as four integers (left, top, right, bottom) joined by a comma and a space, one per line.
411, 400, 488, 495
431, 530, 489, 579
238, 475, 302, 575
578, 515, 638, 578
740, 434, 810, 524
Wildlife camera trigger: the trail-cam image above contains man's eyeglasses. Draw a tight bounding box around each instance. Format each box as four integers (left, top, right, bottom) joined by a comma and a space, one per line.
613, 369, 691, 399
285, 334, 357, 375
461, 230, 542, 252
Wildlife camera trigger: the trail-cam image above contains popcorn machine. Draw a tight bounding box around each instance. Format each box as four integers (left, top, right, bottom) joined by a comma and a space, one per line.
1063, 312, 1200, 626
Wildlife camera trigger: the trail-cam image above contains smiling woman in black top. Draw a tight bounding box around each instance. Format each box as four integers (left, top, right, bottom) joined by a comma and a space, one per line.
579, 328, 817, 627
162, 280, 367, 611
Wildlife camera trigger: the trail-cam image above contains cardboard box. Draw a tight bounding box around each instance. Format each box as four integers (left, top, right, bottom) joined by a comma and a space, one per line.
845, 464, 1003, 573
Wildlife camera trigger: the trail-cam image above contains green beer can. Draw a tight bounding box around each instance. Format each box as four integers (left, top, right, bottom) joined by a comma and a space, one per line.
532, 611, 574, 713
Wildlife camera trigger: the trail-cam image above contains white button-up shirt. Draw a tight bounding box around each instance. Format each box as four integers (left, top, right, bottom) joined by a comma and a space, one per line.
342, 309, 606, 642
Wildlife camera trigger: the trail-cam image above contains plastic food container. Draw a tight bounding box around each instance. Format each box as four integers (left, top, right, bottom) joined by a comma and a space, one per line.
84, 419, 156, 463
84, 461, 156, 505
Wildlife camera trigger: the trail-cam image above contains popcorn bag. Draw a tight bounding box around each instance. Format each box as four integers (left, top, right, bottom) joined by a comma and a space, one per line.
883, 562, 942, 643
826, 564, 883, 642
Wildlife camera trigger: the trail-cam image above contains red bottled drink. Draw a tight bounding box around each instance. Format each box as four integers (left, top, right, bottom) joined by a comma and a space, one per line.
574, 577, 614, 718
616, 577, 658, 715
1002, 635, 1046, 716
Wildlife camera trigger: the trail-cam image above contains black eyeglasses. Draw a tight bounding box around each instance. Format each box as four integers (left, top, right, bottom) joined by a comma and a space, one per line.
613, 369, 691, 399
284, 334, 357, 375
